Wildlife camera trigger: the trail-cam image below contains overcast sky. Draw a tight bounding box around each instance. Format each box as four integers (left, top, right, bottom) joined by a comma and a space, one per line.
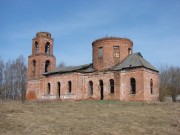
0, 0, 180, 68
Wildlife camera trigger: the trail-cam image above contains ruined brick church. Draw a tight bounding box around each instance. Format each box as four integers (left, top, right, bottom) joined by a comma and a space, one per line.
26, 32, 159, 101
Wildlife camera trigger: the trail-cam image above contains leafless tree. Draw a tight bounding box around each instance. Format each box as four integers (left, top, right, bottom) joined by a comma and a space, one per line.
0, 58, 4, 99
0, 56, 27, 101
14, 55, 27, 102
159, 65, 180, 102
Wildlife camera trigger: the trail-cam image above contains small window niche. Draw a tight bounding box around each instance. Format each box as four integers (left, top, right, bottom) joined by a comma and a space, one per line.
150, 79, 153, 94
128, 48, 132, 55
35, 42, 38, 54
113, 46, 120, 58
98, 47, 103, 59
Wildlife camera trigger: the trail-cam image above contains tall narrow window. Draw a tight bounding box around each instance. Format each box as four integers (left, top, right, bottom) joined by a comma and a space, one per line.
47, 83, 50, 95
113, 46, 120, 58
89, 81, 93, 95
130, 78, 136, 94
35, 42, 38, 54
150, 79, 153, 94
57, 82, 61, 98
110, 79, 114, 94
45, 60, 50, 72
68, 81, 72, 93
45, 42, 50, 54
128, 48, 132, 55
32, 60, 36, 76
98, 47, 103, 58
99, 80, 104, 100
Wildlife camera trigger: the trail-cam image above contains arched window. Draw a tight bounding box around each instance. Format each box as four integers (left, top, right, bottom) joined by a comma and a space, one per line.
57, 82, 61, 98
130, 78, 136, 94
150, 79, 153, 94
99, 80, 104, 100
89, 81, 93, 95
45, 42, 50, 54
110, 79, 114, 94
45, 60, 50, 72
35, 42, 38, 54
68, 81, 72, 93
32, 60, 36, 76
47, 83, 50, 95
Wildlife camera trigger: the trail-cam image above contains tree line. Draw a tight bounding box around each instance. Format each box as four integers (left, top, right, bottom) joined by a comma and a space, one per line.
0, 55, 27, 102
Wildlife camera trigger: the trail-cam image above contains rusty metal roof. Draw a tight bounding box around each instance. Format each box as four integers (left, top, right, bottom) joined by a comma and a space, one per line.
113, 52, 159, 72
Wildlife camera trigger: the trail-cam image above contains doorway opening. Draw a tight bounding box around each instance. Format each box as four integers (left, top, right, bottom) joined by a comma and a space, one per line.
99, 80, 104, 100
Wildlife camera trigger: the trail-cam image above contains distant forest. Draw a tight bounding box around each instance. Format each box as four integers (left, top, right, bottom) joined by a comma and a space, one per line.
0, 56, 180, 102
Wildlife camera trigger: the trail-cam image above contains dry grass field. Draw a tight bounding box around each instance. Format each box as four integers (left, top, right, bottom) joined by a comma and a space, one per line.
0, 100, 180, 135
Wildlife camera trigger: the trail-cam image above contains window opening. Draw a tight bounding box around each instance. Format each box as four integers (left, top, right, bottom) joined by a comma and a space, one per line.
68, 81, 72, 93
45, 60, 50, 72
57, 82, 60, 98
110, 79, 114, 93
99, 80, 104, 100
130, 78, 136, 94
98, 47, 103, 58
89, 81, 93, 95
45, 42, 50, 54
32, 60, 36, 76
128, 48, 132, 55
150, 79, 153, 94
47, 83, 50, 95
113, 46, 120, 58
35, 42, 38, 54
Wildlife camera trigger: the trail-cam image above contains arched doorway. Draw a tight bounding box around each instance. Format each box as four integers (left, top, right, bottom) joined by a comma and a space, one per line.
57, 82, 60, 98
99, 80, 104, 100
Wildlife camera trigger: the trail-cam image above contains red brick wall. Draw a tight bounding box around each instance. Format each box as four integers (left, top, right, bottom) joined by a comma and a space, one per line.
143, 69, 159, 101
120, 68, 145, 101
92, 38, 133, 71
27, 68, 159, 101
120, 68, 159, 101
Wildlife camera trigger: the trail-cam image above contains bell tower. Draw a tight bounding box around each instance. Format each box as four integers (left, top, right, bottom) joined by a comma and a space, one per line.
28, 32, 56, 80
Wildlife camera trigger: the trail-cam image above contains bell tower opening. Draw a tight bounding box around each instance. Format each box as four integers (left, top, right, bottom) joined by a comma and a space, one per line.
35, 41, 38, 54
45, 42, 50, 54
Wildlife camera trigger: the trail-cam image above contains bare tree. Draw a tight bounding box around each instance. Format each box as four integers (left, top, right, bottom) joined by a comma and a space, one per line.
14, 55, 27, 102
0, 58, 4, 99
159, 65, 180, 102
0, 56, 27, 101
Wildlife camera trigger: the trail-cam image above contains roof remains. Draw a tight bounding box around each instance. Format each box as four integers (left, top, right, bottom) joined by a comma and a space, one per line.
43, 52, 158, 76
43, 63, 93, 76
113, 52, 158, 72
